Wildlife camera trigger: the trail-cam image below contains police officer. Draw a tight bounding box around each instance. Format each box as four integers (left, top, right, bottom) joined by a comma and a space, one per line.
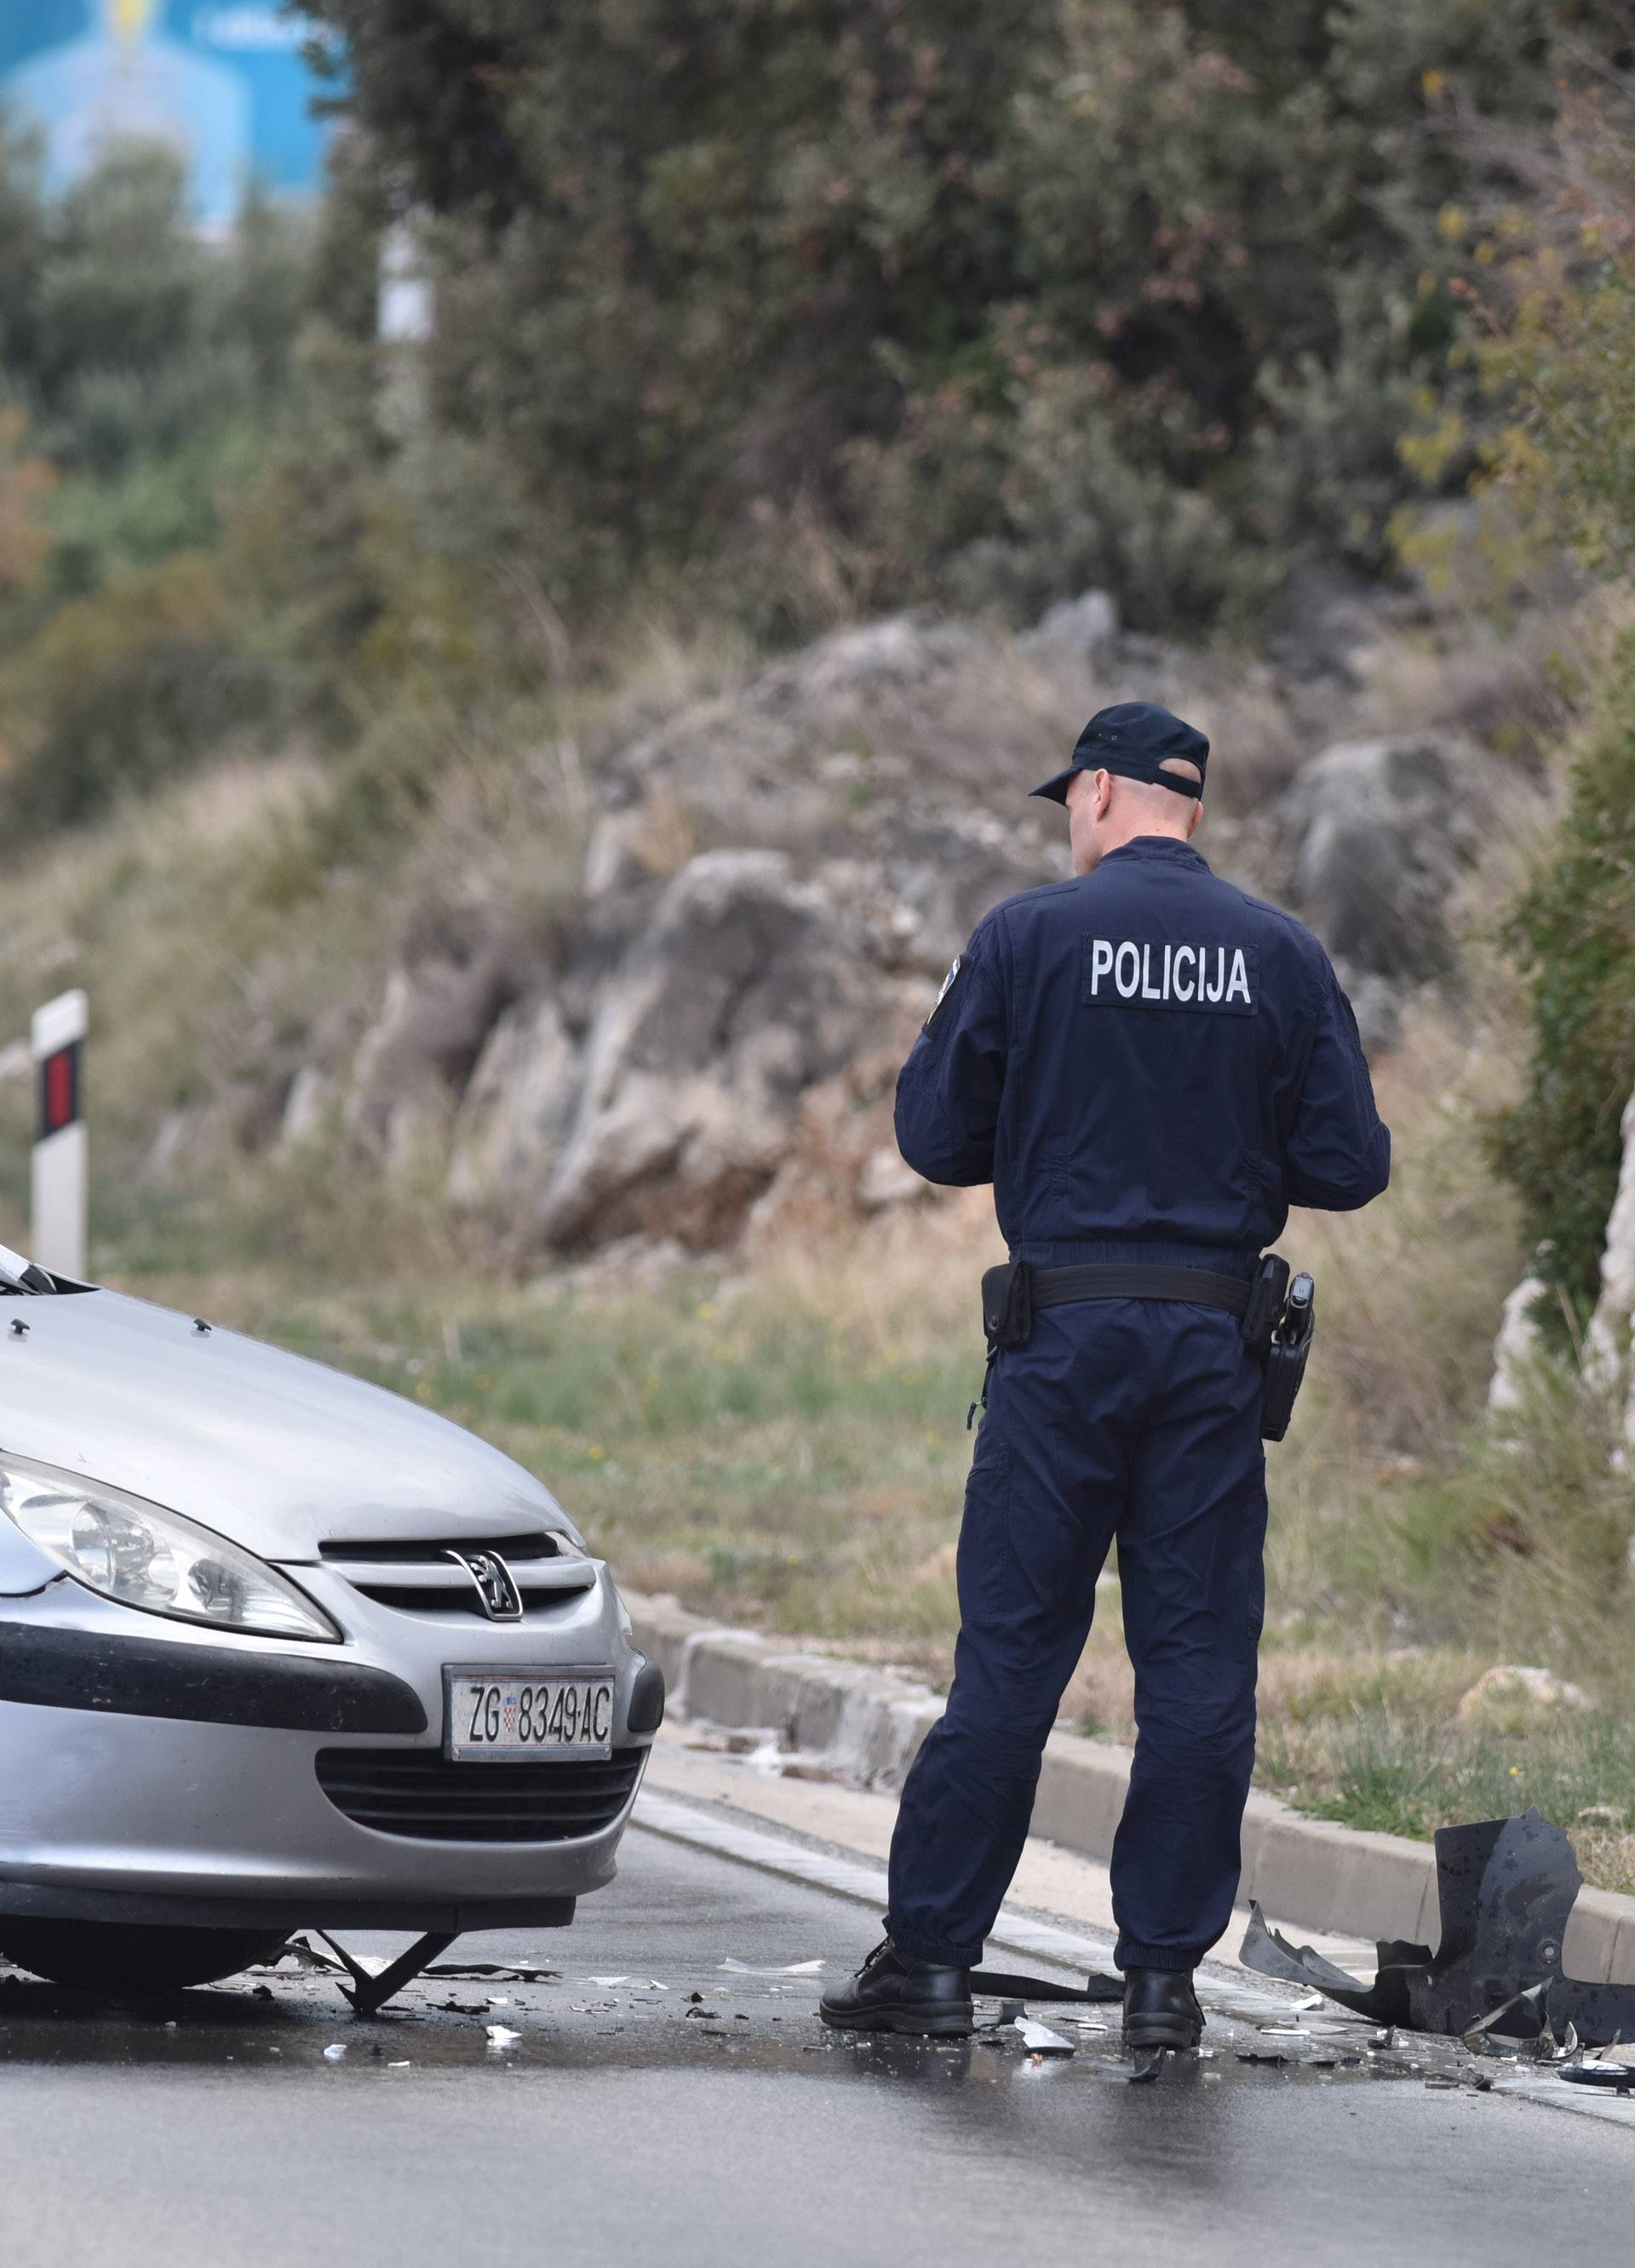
819, 702, 1390, 2051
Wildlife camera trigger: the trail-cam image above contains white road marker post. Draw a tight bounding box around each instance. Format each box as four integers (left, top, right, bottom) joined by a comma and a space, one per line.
31, 988, 88, 1279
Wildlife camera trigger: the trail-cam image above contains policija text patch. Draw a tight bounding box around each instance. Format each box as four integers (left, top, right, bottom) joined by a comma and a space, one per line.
1081, 936, 1258, 1014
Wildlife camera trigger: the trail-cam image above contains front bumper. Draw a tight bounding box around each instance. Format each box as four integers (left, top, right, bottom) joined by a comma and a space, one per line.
0, 1565, 661, 1931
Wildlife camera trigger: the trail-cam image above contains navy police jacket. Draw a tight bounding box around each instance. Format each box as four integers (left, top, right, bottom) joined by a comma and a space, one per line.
896, 837, 1390, 1263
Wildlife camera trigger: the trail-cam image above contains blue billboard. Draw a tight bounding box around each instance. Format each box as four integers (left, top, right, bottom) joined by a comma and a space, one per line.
0, 3, 339, 230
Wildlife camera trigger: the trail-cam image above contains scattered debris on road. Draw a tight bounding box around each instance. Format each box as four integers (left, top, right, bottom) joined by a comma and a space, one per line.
1240, 1809, 1635, 2048
720, 1958, 826, 1974
1013, 2018, 1075, 2055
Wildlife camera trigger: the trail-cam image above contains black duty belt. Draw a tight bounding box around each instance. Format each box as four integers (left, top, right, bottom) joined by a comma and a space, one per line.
974, 1253, 1313, 1440
982, 1260, 1250, 1354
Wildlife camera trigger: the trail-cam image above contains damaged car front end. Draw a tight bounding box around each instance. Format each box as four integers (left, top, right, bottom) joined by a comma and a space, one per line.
0, 1258, 663, 1995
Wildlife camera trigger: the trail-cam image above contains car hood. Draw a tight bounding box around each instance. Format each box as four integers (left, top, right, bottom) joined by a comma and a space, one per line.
0, 1290, 579, 1562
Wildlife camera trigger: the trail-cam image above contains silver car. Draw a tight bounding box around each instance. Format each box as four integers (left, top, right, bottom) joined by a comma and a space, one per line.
0, 1246, 663, 1995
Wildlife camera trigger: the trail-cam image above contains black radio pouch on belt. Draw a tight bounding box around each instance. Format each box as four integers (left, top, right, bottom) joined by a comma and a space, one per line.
982, 1259, 1034, 1353
1259, 1270, 1315, 1443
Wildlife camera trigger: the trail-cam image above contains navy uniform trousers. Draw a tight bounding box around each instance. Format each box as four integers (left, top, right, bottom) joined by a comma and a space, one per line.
886, 1289, 1266, 1974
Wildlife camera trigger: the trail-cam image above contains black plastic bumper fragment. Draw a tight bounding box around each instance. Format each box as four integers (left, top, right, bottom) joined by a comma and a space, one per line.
627, 1655, 666, 1735
1239, 1807, 1635, 2048
0, 1620, 427, 1735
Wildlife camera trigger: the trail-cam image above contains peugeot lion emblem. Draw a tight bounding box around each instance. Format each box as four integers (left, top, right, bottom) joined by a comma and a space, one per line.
448, 1548, 524, 1621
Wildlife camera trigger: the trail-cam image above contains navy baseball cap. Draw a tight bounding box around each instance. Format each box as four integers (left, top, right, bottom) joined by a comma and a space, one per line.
1030, 702, 1209, 804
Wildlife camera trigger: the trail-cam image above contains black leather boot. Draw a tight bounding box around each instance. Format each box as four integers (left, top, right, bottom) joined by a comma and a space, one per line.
1122, 1967, 1204, 2051
819, 1937, 973, 2036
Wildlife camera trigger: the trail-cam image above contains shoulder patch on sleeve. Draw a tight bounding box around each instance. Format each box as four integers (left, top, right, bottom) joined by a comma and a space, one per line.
925, 954, 963, 1033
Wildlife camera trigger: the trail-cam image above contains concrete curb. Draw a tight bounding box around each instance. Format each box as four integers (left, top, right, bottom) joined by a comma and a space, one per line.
627, 1589, 1635, 1983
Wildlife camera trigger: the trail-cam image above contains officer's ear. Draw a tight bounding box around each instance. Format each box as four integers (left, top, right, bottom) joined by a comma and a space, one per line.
1186, 796, 1202, 838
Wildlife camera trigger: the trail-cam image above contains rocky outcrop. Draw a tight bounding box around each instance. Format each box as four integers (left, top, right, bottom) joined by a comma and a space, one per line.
1487, 1273, 1548, 1419
536, 850, 891, 1251
1018, 587, 1119, 668
252, 596, 1523, 1260
447, 994, 580, 1217
1455, 1664, 1592, 1731
1585, 1081, 1635, 1452
341, 921, 522, 1174
1278, 735, 1480, 1050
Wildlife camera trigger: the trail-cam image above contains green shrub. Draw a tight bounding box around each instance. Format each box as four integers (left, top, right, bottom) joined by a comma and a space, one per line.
0, 140, 325, 823
1464, 72, 1635, 1322
1489, 634, 1635, 1320
0, 552, 268, 830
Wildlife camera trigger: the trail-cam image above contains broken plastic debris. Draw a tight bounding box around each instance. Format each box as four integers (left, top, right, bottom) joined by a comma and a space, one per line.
485, 2024, 521, 2049
968, 1963, 1122, 2005
1588, 2039, 1635, 2065
283, 1934, 347, 1974
1239, 1810, 1635, 2048
1013, 2018, 1075, 2055
422, 1960, 559, 1982
323, 2043, 347, 2062
1560, 2059, 1635, 2093
720, 1958, 826, 1975
293, 1932, 388, 1978
1559, 2036, 1635, 2090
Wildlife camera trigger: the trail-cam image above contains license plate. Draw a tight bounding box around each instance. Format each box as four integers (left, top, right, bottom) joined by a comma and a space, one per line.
444, 1667, 616, 1761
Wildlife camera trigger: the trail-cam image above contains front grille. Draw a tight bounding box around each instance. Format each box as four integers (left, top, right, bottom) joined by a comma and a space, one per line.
319, 1535, 564, 1565
317, 1533, 596, 1620
339, 1586, 534, 1618
315, 1746, 645, 1842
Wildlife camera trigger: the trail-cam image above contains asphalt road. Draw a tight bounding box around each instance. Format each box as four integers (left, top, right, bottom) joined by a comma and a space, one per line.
0, 1803, 1628, 2268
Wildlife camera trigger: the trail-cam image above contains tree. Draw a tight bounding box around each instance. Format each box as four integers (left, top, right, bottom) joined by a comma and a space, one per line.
302, 0, 1599, 630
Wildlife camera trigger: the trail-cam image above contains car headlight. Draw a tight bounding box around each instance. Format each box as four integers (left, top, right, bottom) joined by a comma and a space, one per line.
0, 1452, 341, 1643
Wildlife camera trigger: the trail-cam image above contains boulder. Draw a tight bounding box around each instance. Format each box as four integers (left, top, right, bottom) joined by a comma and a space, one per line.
1487, 1274, 1548, 1419
1584, 1080, 1635, 1459
1268, 564, 1406, 686
795, 612, 977, 697
878, 816, 1060, 978
447, 994, 581, 1215
1278, 736, 1480, 1050
1585, 1081, 1635, 1387
341, 921, 524, 1175
537, 850, 888, 1251
1455, 1664, 1592, 1732
1018, 587, 1119, 669
858, 1147, 926, 1213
